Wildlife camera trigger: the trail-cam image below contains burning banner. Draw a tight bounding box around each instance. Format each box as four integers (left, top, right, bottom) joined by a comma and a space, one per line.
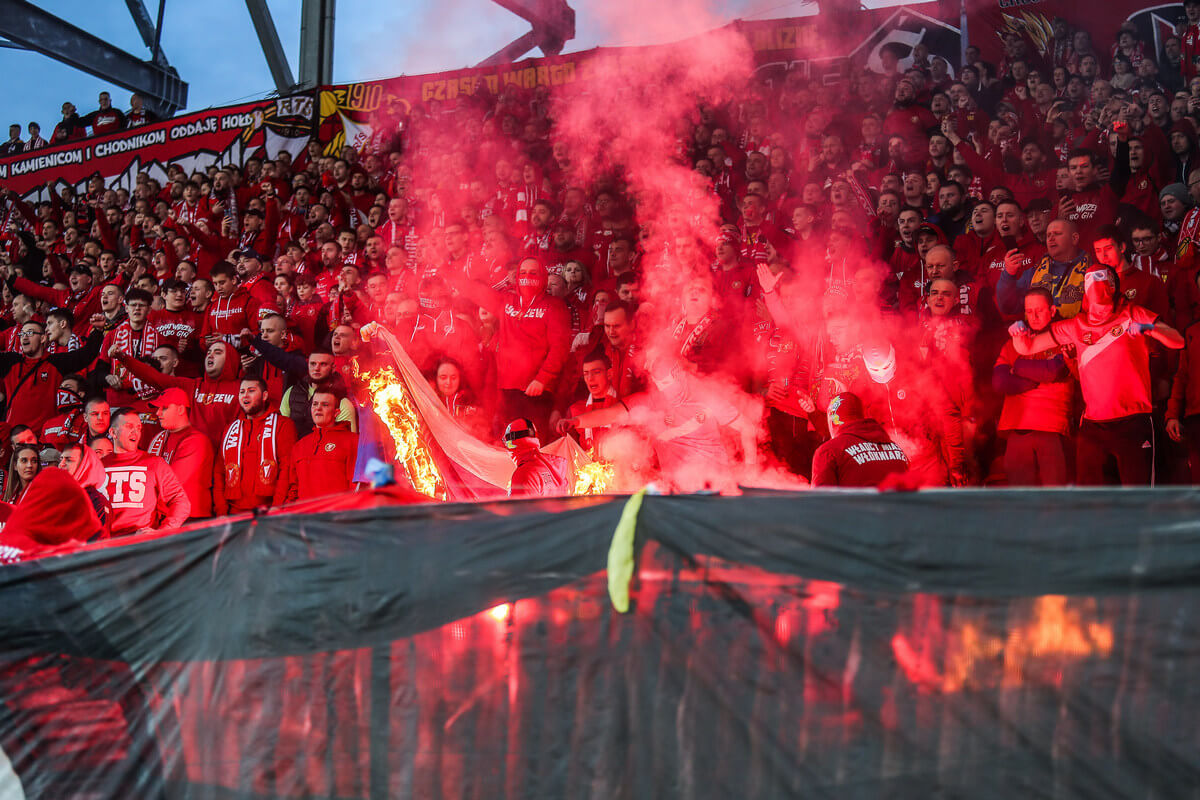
359, 323, 609, 498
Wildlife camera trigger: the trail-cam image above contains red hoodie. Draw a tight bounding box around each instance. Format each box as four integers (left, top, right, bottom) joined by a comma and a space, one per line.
954, 228, 1007, 287
114, 342, 242, 445
508, 446, 568, 497
453, 279, 571, 391
287, 424, 357, 502
811, 419, 911, 487
0, 468, 100, 561
202, 287, 259, 344
147, 425, 221, 518
101, 449, 191, 535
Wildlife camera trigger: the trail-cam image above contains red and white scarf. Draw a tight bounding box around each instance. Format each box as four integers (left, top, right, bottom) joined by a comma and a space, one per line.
147, 430, 170, 460
673, 313, 716, 362
112, 322, 160, 398
221, 413, 281, 500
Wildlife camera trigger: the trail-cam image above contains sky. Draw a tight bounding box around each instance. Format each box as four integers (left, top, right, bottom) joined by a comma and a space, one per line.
0, 0, 832, 136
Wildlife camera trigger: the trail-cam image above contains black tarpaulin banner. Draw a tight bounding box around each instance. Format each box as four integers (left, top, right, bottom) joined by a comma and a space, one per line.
3, 489, 1200, 798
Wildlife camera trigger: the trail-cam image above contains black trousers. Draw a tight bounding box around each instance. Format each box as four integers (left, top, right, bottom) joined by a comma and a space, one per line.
1076, 414, 1155, 486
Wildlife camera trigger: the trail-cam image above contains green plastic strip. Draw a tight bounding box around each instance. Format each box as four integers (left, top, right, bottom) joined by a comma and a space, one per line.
606, 488, 647, 613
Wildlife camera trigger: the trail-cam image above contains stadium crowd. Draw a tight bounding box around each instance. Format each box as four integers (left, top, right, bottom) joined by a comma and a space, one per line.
1, 8, 1199, 537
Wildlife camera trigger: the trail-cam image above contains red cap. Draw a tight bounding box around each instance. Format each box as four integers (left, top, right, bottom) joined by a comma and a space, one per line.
149, 387, 191, 409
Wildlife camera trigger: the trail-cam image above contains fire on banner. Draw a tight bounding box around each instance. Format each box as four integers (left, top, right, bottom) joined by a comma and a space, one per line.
1, 489, 1200, 798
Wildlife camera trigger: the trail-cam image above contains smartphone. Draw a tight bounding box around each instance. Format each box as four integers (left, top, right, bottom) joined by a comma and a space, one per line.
1001, 235, 1018, 250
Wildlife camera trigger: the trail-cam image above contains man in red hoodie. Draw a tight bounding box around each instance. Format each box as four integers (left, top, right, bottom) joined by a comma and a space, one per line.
202, 262, 259, 347
944, 120, 1057, 210
287, 388, 358, 502
503, 417, 567, 497
234, 249, 282, 319
102, 407, 190, 536
811, 392, 910, 487
451, 257, 570, 439
404, 275, 483, 393
110, 339, 242, 445
1060, 148, 1120, 246
218, 377, 295, 513
954, 201, 1006, 287
147, 387, 220, 520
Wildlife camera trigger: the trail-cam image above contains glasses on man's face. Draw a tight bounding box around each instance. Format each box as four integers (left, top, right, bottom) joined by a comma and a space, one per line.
1132, 236, 1157, 244
18, 331, 41, 339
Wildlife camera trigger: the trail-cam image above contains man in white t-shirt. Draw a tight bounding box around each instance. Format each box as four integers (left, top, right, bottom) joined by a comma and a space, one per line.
1010, 267, 1184, 484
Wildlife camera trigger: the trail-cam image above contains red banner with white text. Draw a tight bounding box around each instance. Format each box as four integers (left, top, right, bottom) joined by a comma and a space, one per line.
0, 94, 315, 200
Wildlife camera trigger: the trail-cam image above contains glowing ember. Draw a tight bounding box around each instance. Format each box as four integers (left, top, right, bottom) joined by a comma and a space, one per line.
573, 451, 614, 495
365, 367, 447, 500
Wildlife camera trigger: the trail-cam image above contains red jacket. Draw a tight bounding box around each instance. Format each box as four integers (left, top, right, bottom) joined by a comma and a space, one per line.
954, 229, 1007, 286
811, 419, 910, 487
147, 425, 220, 518
508, 448, 568, 497
218, 411, 296, 513
240, 273, 281, 319
993, 340, 1073, 434
287, 424, 358, 502
1118, 265, 1169, 320
455, 280, 571, 391
101, 450, 191, 535
102, 321, 161, 405
40, 408, 86, 450
0, 330, 103, 432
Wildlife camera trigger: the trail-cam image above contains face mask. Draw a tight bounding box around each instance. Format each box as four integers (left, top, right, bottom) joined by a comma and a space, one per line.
56, 388, 82, 411
518, 276, 543, 297
1084, 269, 1116, 324
863, 345, 898, 384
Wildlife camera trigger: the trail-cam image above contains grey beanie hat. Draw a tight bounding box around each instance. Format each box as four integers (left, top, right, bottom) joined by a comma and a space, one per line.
1160, 183, 1191, 206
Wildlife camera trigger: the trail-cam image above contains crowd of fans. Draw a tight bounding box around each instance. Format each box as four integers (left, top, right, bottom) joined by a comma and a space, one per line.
1, 8, 1200, 537
0, 92, 158, 155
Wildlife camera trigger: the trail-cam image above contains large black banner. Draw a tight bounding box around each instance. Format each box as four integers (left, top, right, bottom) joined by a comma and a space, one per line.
2, 489, 1200, 798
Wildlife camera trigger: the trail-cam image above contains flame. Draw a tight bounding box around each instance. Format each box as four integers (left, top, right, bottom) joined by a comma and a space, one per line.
488, 603, 511, 621
897, 595, 1114, 693
998, 12, 1055, 57
365, 367, 447, 500
573, 450, 614, 495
